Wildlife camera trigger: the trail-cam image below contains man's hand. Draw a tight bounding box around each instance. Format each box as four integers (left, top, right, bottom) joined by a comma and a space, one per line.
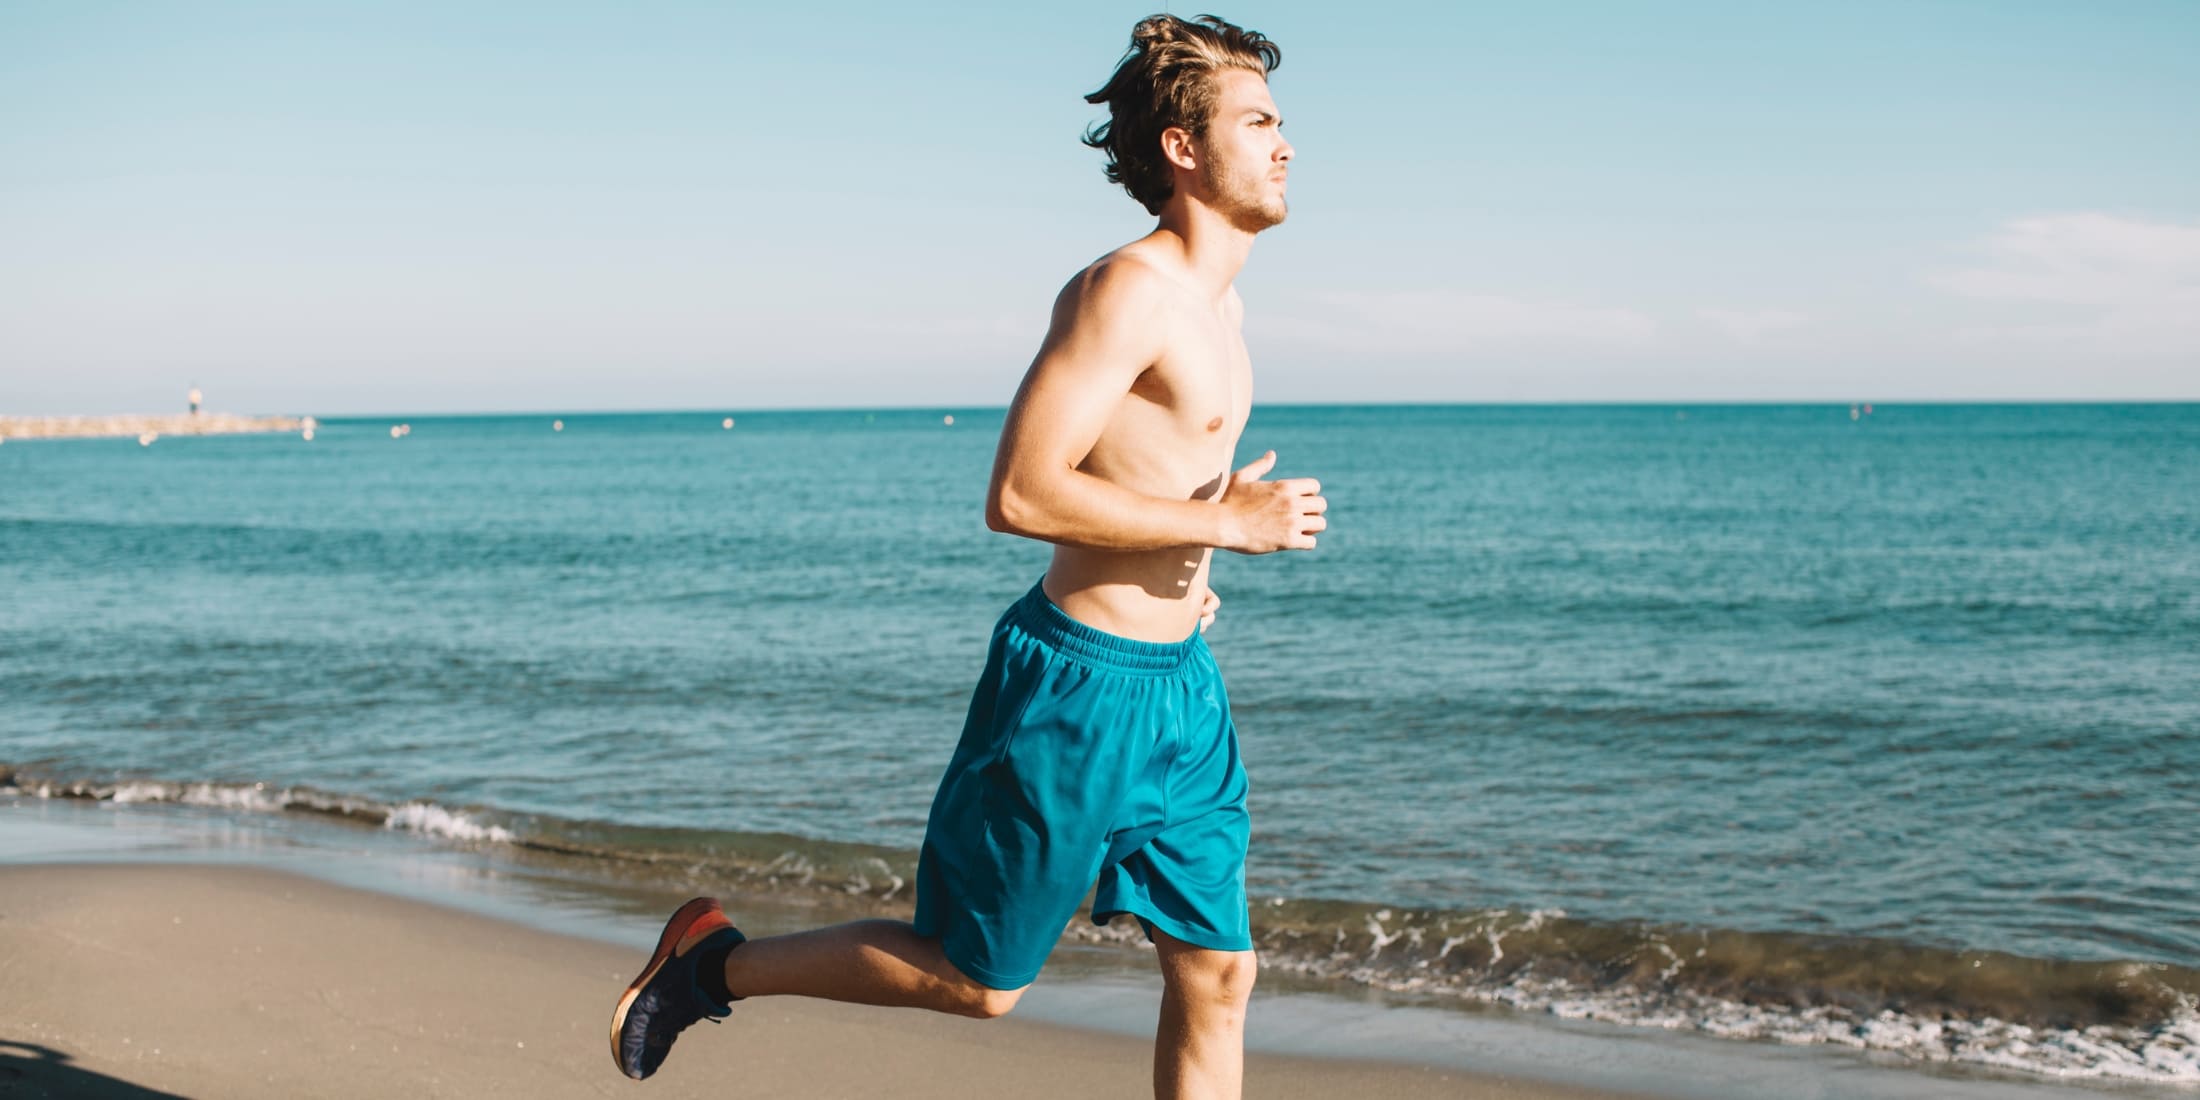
1218, 451, 1327, 554
1199, 587, 1220, 633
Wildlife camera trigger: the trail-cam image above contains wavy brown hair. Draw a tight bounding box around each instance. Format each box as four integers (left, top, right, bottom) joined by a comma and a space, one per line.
1083, 14, 1282, 215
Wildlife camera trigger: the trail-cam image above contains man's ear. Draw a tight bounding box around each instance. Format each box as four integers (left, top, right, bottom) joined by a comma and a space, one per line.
1160, 126, 1198, 172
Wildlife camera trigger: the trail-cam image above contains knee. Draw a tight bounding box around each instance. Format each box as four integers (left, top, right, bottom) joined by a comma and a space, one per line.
951, 979, 1026, 1020
1171, 950, 1257, 1012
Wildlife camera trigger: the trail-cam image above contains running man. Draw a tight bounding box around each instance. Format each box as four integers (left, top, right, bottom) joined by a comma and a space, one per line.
611, 15, 1321, 1098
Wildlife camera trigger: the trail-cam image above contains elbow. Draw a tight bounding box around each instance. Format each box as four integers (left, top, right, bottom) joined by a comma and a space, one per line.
985, 485, 1025, 536
987, 480, 1047, 538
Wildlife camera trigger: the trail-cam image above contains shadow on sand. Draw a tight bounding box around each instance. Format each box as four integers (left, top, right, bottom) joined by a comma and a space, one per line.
0, 1039, 191, 1098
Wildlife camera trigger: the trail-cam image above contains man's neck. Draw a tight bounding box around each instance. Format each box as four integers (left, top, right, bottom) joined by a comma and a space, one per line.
1152, 202, 1256, 300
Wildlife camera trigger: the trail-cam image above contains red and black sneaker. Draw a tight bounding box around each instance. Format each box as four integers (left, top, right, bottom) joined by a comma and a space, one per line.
609, 897, 744, 1080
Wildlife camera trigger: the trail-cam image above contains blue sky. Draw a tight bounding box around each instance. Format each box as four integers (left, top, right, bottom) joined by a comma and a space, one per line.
3, 1, 2194, 414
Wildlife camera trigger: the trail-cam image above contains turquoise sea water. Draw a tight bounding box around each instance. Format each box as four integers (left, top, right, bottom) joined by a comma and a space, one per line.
3, 403, 2196, 1085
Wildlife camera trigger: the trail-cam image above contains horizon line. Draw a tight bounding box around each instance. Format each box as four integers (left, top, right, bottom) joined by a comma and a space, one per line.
17, 397, 2189, 420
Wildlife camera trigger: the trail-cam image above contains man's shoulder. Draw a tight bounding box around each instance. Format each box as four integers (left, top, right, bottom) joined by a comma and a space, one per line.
1070, 246, 1176, 301
1055, 246, 1180, 323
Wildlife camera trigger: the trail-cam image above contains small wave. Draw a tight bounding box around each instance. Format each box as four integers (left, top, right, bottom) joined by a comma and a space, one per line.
109, 780, 289, 812
1237, 902, 2200, 1085
1, 771, 498, 844
0, 767, 910, 900
383, 801, 515, 844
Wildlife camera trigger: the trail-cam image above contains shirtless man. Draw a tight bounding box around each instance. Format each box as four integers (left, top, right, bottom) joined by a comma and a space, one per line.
611, 15, 1322, 1099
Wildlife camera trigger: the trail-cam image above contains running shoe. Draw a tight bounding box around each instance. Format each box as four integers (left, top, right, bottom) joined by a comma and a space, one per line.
609, 896, 744, 1080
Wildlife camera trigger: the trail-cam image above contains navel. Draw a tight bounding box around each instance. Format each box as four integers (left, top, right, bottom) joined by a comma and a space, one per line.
1205, 416, 1224, 432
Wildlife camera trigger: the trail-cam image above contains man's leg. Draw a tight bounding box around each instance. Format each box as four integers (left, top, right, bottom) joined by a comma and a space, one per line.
721, 918, 1025, 1019
610, 901, 1026, 1081
1151, 928, 1256, 1100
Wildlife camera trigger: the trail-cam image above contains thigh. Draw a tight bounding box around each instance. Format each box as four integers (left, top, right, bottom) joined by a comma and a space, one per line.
916, 635, 1166, 988
1091, 640, 1252, 951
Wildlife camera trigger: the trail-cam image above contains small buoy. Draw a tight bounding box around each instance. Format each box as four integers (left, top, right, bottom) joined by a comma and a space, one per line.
302, 428, 315, 442
1863, 404, 1873, 416
721, 417, 734, 430
1850, 404, 1860, 421
553, 420, 564, 431
943, 414, 954, 426
139, 432, 158, 446
390, 425, 402, 438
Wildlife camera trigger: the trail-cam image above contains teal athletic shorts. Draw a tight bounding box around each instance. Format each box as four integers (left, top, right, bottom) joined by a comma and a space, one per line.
912, 581, 1253, 989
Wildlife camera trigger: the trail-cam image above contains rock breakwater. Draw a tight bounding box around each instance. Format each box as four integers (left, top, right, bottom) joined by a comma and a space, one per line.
0, 412, 308, 441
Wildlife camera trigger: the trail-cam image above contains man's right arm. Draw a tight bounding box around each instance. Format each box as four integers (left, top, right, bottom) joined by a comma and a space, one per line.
984, 261, 1324, 554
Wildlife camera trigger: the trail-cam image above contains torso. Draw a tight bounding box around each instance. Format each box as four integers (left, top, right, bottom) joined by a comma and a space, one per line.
1043, 246, 1253, 642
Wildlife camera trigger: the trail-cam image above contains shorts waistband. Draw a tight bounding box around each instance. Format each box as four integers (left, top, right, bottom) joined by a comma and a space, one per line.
1010, 580, 1200, 675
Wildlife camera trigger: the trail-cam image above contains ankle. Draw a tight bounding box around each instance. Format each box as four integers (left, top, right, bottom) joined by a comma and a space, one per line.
695, 935, 740, 1005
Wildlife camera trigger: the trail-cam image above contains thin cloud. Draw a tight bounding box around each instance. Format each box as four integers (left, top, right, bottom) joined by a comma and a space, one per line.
1930, 212, 2200, 358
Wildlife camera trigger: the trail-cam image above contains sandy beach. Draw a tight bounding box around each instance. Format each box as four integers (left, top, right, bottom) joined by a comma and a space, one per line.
0, 863, 1640, 1099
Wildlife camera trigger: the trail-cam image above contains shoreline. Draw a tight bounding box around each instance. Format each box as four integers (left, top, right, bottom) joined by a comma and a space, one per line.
6, 768, 2194, 1091
0, 412, 306, 441
0, 797, 2147, 1100
0, 861, 1635, 1100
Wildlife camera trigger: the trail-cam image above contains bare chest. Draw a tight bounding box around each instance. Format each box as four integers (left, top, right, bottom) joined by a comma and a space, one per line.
1087, 312, 1252, 500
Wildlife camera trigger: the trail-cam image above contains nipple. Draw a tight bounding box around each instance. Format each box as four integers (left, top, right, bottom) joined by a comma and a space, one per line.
1205, 416, 1224, 432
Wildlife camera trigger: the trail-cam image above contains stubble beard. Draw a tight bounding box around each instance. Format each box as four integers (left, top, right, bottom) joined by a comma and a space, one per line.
1201, 146, 1287, 234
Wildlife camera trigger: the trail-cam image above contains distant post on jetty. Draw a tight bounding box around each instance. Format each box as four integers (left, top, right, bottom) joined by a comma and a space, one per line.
188, 386, 202, 416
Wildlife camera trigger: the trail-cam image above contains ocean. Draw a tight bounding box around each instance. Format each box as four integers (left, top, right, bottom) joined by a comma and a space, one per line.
3, 403, 2196, 1088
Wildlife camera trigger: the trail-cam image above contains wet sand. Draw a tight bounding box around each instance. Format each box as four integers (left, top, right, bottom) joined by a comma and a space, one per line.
0, 863, 1642, 1099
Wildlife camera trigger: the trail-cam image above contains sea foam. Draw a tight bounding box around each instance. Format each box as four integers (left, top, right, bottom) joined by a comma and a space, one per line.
382, 801, 515, 844
5, 773, 513, 847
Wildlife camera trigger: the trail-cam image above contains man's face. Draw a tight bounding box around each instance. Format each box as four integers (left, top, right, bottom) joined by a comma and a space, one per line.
1195, 68, 1293, 233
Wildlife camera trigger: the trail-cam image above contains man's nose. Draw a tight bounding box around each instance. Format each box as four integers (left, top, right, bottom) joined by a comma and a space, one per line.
1277, 138, 1294, 163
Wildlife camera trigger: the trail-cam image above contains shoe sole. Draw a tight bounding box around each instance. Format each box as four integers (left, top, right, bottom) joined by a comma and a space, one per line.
609, 896, 721, 1079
